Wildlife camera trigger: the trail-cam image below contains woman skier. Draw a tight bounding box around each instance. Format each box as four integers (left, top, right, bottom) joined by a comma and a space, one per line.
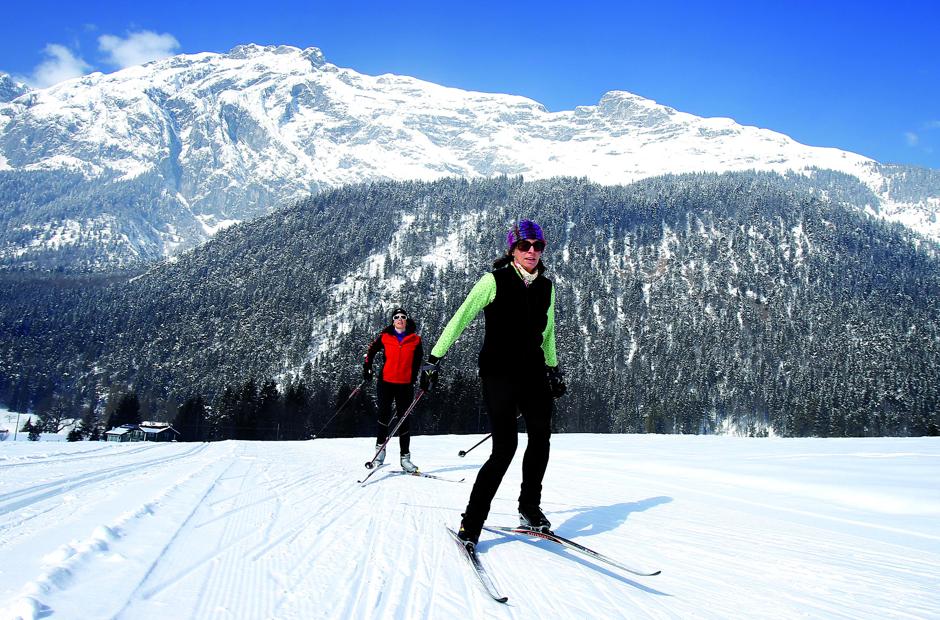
420, 219, 566, 548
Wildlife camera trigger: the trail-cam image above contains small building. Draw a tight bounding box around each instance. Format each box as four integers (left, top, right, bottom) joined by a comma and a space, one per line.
139, 424, 180, 442
106, 425, 145, 442
105, 423, 180, 442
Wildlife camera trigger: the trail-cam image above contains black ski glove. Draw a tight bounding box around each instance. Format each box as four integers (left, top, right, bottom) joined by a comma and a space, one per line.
547, 366, 566, 399
363, 359, 374, 382
419, 355, 440, 391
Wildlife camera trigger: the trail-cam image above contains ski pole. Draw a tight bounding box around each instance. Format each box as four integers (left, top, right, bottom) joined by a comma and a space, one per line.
457, 413, 519, 456
458, 433, 492, 457
364, 388, 425, 469
358, 389, 425, 485
312, 381, 366, 439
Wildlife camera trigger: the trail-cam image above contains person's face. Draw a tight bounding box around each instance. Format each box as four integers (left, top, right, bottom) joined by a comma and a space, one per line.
393, 313, 407, 331
512, 238, 545, 274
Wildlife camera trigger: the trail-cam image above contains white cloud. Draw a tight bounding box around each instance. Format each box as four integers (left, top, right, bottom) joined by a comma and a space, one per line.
27, 44, 92, 88
98, 31, 180, 69
905, 132, 919, 147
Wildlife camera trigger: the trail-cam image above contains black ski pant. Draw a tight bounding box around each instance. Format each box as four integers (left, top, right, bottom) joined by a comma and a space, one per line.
376, 380, 414, 454
462, 374, 552, 536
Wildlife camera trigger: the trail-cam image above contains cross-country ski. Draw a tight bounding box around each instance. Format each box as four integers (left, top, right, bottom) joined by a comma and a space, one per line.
390, 470, 466, 483
445, 526, 508, 603
483, 525, 661, 577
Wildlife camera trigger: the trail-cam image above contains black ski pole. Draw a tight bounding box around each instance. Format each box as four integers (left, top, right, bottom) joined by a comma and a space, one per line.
358, 389, 425, 484
458, 433, 492, 457
364, 388, 425, 469
312, 381, 366, 439
457, 413, 519, 456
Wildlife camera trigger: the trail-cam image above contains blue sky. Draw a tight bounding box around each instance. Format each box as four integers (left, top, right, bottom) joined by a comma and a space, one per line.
2, 0, 938, 169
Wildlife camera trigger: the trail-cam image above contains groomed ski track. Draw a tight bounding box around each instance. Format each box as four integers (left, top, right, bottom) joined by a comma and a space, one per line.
1, 434, 938, 619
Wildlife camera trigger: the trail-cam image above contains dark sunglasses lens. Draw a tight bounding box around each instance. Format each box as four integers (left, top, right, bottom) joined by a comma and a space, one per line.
394, 314, 407, 320
518, 240, 545, 251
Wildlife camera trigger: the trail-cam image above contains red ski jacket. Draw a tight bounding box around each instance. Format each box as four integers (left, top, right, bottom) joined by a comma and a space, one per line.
365, 320, 424, 385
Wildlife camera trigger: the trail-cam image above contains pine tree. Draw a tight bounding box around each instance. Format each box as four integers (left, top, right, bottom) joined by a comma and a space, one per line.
174, 395, 208, 442
257, 380, 282, 440
106, 392, 141, 430
78, 405, 100, 441
282, 380, 311, 440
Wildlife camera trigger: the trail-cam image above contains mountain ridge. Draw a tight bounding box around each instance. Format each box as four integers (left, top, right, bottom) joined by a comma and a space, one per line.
1, 44, 939, 270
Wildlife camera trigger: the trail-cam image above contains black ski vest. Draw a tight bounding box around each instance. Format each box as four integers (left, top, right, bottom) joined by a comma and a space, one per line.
479, 266, 553, 377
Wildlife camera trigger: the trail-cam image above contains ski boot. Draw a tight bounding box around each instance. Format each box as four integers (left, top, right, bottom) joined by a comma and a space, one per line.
373, 444, 386, 466
400, 452, 418, 473
519, 504, 552, 533
457, 513, 481, 550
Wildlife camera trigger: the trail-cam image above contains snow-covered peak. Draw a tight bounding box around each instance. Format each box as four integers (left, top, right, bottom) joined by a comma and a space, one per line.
596, 90, 675, 120
0, 72, 30, 103
226, 43, 327, 65
0, 45, 883, 185
0, 43, 937, 269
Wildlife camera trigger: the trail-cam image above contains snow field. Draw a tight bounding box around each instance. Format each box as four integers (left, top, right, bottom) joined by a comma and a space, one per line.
1, 434, 938, 619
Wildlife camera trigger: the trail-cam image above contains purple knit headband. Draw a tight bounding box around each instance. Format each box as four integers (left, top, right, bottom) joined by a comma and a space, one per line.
506, 219, 544, 250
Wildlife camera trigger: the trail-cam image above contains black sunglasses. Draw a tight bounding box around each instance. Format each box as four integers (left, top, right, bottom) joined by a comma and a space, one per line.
393, 314, 407, 320
516, 240, 545, 252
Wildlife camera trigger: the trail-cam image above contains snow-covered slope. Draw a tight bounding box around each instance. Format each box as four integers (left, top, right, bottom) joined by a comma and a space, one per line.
1, 44, 937, 269
1, 434, 937, 618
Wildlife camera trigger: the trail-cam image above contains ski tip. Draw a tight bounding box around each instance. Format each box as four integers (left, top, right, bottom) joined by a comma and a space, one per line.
445, 526, 510, 604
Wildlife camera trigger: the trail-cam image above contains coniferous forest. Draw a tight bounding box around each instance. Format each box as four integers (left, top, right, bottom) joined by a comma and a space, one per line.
1, 172, 938, 439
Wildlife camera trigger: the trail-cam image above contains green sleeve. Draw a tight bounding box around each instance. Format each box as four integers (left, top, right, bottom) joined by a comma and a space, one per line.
542, 284, 558, 367
430, 273, 496, 358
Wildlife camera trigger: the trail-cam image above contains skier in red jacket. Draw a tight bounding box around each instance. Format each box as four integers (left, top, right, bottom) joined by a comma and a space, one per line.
363, 307, 423, 472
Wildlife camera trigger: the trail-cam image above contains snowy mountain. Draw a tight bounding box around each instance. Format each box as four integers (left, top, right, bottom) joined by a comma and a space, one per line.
1, 435, 937, 618
0, 73, 29, 103
0, 44, 938, 270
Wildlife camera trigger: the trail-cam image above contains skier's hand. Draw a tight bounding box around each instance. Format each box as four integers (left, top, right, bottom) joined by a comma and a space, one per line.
419, 355, 440, 391
363, 360, 374, 382
547, 366, 566, 399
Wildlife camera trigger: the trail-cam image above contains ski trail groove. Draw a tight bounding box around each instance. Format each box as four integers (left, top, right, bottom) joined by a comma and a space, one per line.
0, 443, 208, 516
